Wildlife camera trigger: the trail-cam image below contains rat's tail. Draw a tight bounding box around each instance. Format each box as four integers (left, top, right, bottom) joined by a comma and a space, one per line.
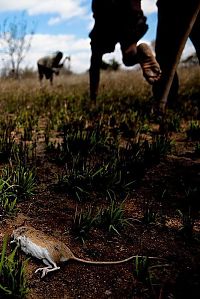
73, 255, 164, 265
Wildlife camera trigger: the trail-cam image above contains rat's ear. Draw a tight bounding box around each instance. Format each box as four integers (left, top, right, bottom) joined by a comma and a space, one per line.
19, 219, 28, 227
13, 219, 27, 231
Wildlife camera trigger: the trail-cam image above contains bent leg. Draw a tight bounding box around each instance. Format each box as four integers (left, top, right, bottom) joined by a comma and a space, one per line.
137, 43, 161, 84
35, 258, 60, 278
121, 43, 161, 84
119, 3, 161, 84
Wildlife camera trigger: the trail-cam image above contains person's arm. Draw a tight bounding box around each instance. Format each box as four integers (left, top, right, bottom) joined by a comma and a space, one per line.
57, 63, 64, 68
89, 49, 102, 103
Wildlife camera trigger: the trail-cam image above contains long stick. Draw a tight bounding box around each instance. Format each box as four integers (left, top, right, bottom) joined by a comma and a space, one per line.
62, 56, 70, 65
159, 2, 200, 114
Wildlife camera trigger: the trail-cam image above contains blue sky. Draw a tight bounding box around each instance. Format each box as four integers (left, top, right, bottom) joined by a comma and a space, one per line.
0, 0, 195, 73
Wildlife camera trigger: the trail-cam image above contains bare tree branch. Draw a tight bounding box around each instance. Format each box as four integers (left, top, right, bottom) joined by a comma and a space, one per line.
0, 14, 35, 78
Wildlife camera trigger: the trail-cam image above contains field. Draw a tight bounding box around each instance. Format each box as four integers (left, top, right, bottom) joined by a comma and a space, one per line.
0, 66, 200, 299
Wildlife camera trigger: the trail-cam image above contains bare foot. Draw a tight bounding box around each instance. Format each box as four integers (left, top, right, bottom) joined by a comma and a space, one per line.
137, 43, 161, 84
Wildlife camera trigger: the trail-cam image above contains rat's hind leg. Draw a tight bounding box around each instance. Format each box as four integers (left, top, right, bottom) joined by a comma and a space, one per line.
35, 258, 52, 277
35, 258, 60, 278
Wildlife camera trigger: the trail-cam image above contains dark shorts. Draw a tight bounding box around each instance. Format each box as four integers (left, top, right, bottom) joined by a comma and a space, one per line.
37, 64, 53, 80
89, 0, 148, 53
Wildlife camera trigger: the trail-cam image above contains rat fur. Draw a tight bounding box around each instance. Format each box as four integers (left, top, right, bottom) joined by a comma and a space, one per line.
11, 226, 138, 278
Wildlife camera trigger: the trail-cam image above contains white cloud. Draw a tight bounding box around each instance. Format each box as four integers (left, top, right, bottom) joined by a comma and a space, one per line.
71, 51, 91, 73
0, 0, 36, 11
182, 40, 196, 59
141, 0, 157, 15
87, 12, 94, 32
0, 0, 87, 23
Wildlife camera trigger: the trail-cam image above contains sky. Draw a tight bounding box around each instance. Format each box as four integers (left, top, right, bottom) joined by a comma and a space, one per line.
0, 0, 196, 74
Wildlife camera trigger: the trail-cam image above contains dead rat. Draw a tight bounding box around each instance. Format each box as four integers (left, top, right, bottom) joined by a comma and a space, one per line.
11, 226, 162, 278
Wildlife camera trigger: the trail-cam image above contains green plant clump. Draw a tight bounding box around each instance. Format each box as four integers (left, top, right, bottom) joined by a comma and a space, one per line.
72, 206, 97, 243
0, 236, 29, 298
2, 164, 36, 200
97, 200, 130, 235
186, 120, 200, 141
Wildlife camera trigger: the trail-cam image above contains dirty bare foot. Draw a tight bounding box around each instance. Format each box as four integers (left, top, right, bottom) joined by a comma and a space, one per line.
137, 43, 161, 84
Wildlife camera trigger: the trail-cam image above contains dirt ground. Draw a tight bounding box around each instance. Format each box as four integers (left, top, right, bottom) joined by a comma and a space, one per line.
1, 129, 200, 299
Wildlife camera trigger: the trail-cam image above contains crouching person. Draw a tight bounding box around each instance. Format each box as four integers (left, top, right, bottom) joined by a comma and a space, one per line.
37, 51, 64, 85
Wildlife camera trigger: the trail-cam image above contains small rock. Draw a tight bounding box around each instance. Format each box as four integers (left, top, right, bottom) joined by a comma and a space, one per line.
105, 290, 112, 296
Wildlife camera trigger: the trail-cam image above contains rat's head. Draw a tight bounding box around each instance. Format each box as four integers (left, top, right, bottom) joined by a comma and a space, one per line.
11, 226, 28, 244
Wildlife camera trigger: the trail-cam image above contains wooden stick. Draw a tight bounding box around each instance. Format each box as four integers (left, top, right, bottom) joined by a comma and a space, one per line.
159, 2, 200, 114
62, 56, 70, 65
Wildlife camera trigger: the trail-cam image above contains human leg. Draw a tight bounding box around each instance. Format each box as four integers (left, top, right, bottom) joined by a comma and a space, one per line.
49, 75, 53, 86
37, 64, 44, 83
153, 1, 180, 108
137, 43, 161, 84
44, 68, 54, 85
153, 0, 199, 109
119, 2, 161, 84
89, 48, 103, 103
121, 42, 161, 84
89, 1, 116, 102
